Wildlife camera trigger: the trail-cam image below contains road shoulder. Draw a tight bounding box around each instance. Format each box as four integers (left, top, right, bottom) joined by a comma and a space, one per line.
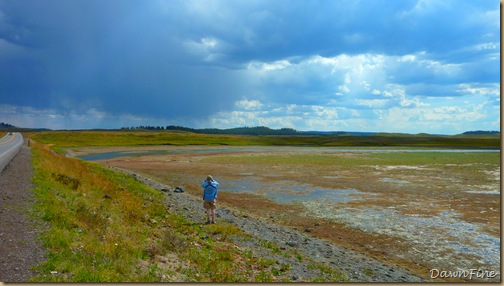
0, 145, 46, 282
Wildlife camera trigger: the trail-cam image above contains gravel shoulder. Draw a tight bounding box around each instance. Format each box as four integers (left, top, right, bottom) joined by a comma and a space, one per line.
0, 145, 46, 282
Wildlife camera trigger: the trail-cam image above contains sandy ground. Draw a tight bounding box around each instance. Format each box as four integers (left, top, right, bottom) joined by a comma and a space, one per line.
71, 145, 501, 282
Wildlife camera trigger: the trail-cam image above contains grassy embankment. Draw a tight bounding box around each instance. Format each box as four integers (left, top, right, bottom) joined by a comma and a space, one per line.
26, 133, 346, 282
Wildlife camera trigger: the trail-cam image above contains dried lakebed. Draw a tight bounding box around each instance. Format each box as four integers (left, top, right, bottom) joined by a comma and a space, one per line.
107, 165, 425, 282
72, 145, 501, 282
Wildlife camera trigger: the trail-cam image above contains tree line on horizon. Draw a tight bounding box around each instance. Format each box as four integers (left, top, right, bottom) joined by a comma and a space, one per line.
121, 125, 301, 135
0, 121, 499, 136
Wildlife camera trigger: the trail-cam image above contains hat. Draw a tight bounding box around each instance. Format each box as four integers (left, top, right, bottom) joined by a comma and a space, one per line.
207, 175, 213, 180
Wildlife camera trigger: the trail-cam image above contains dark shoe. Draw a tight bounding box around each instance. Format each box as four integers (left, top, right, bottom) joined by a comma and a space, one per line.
205, 220, 211, 225
211, 221, 216, 224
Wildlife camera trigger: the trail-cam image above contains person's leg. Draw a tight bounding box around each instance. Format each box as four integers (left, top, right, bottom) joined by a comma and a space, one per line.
204, 201, 211, 223
206, 209, 212, 223
211, 209, 216, 223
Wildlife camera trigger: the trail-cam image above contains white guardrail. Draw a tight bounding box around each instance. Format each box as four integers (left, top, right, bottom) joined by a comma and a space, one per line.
0, 132, 24, 174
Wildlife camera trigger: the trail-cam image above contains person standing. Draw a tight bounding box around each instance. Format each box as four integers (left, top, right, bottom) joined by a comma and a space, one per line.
202, 175, 219, 224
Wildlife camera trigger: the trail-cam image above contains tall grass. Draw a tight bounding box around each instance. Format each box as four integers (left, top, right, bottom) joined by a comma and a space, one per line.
30, 141, 172, 281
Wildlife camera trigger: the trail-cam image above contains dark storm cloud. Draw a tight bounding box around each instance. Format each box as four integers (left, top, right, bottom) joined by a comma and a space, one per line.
0, 0, 500, 132
0, 0, 249, 119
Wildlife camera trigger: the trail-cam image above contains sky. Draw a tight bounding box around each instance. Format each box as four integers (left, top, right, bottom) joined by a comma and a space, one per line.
0, 0, 500, 134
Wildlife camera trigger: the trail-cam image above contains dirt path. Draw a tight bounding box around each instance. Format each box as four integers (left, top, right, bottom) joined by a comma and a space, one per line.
0, 145, 46, 282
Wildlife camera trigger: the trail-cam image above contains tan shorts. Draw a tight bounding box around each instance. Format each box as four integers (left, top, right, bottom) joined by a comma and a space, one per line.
203, 200, 216, 210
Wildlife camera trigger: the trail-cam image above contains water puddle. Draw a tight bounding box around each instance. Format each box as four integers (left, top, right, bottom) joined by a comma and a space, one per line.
381, 178, 410, 184
466, 190, 500, 195
267, 188, 360, 204
220, 178, 361, 205
78, 150, 169, 161
77, 148, 261, 161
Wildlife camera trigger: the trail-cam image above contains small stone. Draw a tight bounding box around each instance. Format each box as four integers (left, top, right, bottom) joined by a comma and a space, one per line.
161, 188, 169, 192
286, 241, 298, 247
304, 228, 312, 233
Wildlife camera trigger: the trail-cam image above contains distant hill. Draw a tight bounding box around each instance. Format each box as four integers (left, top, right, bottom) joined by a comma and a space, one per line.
0, 122, 15, 128
126, 125, 383, 136
462, 130, 500, 135
126, 125, 301, 136
0, 122, 51, 132
125, 125, 500, 137
303, 131, 376, 136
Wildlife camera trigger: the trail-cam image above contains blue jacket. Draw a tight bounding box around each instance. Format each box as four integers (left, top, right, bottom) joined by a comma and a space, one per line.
202, 180, 219, 201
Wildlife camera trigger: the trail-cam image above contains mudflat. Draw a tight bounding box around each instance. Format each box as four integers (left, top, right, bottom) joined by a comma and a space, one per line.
72, 145, 501, 281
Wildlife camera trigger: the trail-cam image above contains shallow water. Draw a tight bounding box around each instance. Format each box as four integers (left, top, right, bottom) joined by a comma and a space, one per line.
221, 178, 362, 205
77, 147, 499, 161
381, 178, 410, 184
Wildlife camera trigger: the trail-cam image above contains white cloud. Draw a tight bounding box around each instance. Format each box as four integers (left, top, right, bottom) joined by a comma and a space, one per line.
338, 85, 350, 93
456, 83, 500, 97
235, 99, 263, 110
355, 99, 389, 108
312, 105, 338, 119
247, 60, 292, 71
183, 36, 226, 62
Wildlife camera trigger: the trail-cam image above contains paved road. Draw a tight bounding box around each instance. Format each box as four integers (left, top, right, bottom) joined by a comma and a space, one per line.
0, 132, 24, 174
